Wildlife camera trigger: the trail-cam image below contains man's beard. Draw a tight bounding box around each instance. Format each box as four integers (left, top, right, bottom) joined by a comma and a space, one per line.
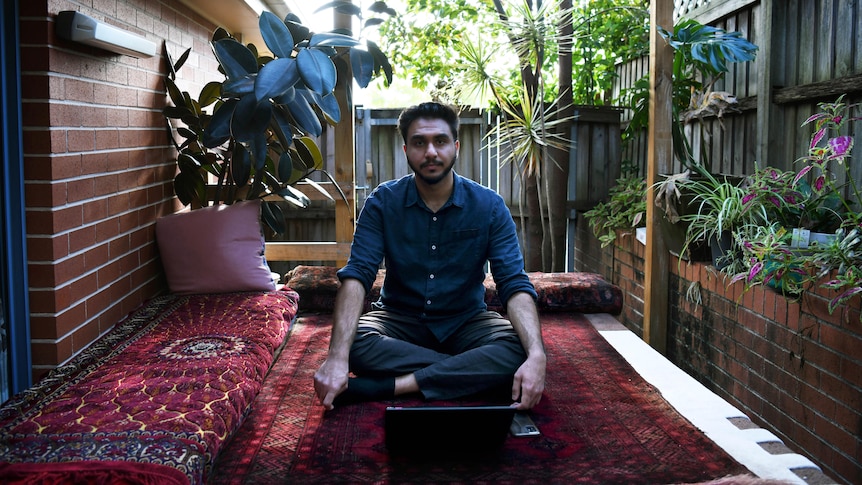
412, 154, 456, 185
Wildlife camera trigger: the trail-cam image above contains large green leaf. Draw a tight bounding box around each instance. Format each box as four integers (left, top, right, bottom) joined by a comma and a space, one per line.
259, 11, 295, 58
366, 40, 393, 85
261, 201, 286, 235
284, 15, 310, 44
202, 99, 237, 148
309, 32, 361, 48
255, 57, 299, 102
296, 136, 324, 170
232, 144, 251, 187
277, 184, 311, 208
274, 86, 296, 105
173, 47, 191, 74
350, 48, 375, 88
277, 151, 295, 183
231, 95, 271, 143
213, 39, 258, 80
174, 170, 206, 207
198, 81, 222, 108
162, 105, 192, 120
287, 91, 322, 137
368, 1, 397, 15
165, 77, 185, 108
317, 91, 341, 124
297, 48, 336, 95
223, 76, 255, 97
249, 133, 268, 171
272, 106, 294, 148
315, 1, 362, 16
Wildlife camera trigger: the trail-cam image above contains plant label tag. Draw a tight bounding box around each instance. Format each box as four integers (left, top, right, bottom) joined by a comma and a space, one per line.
791, 228, 811, 248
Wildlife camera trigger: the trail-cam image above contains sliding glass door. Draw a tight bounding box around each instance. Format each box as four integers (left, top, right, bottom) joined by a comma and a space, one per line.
1, 0, 31, 401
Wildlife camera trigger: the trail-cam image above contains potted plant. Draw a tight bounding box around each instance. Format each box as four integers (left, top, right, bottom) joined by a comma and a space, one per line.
731, 95, 861, 306
162, 5, 395, 233
676, 166, 754, 269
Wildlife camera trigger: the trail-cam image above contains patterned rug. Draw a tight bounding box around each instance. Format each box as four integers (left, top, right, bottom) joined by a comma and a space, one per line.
0, 290, 300, 485
211, 313, 748, 484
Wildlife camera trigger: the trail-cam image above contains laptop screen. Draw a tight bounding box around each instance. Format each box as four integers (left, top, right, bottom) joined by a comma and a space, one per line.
384, 405, 517, 453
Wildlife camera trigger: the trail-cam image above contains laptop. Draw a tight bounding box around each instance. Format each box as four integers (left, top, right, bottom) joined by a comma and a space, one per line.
384, 405, 517, 453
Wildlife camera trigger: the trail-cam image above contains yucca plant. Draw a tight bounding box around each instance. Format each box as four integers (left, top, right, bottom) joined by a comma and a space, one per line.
162, 4, 394, 233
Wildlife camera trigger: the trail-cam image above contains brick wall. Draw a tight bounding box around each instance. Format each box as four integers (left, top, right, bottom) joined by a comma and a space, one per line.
18, 0, 218, 380
573, 223, 862, 484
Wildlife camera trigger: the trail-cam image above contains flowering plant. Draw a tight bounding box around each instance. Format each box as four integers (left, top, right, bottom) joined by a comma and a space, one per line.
730, 95, 861, 308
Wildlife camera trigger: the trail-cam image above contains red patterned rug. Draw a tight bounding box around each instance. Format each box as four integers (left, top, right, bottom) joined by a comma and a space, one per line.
211, 313, 748, 484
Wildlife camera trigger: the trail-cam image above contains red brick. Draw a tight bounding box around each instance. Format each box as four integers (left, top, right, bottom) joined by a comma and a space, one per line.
67, 129, 96, 152
95, 219, 119, 241
31, 340, 67, 367
84, 244, 110, 271
108, 192, 131, 216
69, 226, 97, 253
81, 152, 109, 175
820, 370, 861, 411
69, 272, 98, 302
24, 181, 63, 207
54, 301, 87, 339
71, 319, 101, 355
94, 174, 120, 196
83, 199, 109, 224
820, 323, 862, 359
27, 234, 69, 261
67, 178, 96, 203
64, 78, 95, 103
96, 129, 120, 150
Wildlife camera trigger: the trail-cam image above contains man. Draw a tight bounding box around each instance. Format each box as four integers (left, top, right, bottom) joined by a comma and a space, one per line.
313, 102, 545, 411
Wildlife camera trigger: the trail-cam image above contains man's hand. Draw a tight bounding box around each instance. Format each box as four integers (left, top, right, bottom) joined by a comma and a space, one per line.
313, 358, 349, 411
314, 278, 366, 411
511, 353, 546, 410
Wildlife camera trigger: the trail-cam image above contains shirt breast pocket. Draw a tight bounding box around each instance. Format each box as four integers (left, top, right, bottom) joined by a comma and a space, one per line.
444, 228, 482, 265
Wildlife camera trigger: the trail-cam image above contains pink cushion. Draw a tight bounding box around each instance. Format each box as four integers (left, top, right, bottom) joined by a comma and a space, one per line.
156, 200, 277, 294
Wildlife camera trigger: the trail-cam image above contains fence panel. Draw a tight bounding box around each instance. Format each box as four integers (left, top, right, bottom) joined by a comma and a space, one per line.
614, 0, 862, 183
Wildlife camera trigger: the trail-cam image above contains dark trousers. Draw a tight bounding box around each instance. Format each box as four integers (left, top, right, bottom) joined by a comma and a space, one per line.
348, 310, 527, 401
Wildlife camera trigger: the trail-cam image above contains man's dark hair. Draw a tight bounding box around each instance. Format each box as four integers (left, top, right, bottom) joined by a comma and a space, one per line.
397, 102, 460, 143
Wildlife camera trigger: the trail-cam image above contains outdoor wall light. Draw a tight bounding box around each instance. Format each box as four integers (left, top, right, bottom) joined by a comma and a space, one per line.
56, 11, 157, 58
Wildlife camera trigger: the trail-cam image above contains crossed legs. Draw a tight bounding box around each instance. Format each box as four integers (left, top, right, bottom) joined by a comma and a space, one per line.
343, 310, 527, 402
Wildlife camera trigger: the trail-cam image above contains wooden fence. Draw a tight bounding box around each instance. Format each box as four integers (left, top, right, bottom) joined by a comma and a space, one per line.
271, 0, 862, 274
270, 105, 621, 272
618, 0, 862, 188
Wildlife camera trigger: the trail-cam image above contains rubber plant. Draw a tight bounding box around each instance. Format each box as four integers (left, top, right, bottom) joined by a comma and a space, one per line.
162, 3, 394, 233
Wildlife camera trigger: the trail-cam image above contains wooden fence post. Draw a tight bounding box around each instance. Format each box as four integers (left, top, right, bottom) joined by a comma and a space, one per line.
643, 0, 674, 354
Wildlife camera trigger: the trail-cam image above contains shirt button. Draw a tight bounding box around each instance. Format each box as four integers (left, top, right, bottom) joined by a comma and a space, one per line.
426, 300, 432, 305
432, 216, 437, 222
429, 274, 435, 279
431, 245, 437, 250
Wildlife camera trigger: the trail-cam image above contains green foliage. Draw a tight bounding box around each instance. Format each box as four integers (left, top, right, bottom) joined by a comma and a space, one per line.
621, 18, 758, 167
163, 7, 393, 233
377, 0, 648, 107
570, 0, 649, 105
583, 175, 646, 247
730, 96, 862, 313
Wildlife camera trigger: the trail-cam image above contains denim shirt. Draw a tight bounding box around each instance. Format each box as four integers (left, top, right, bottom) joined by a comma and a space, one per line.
337, 172, 537, 341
